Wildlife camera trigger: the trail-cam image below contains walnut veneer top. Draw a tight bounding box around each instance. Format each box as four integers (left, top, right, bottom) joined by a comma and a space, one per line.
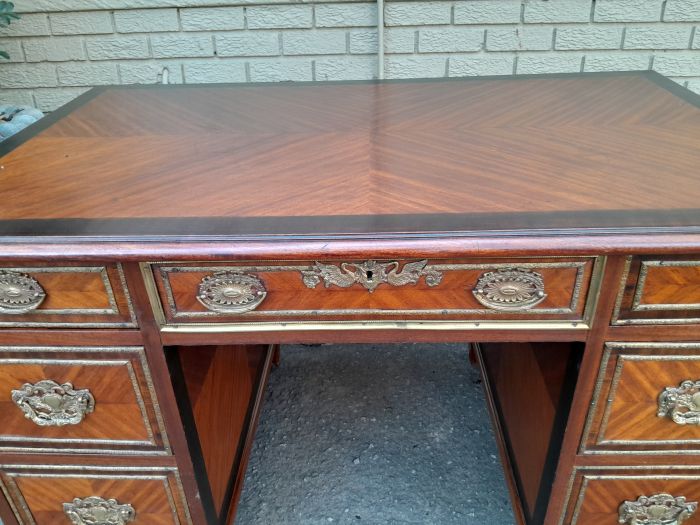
1, 71, 699, 239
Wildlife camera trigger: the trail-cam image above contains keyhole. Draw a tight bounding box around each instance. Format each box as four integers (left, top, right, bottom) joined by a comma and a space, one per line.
366, 270, 374, 281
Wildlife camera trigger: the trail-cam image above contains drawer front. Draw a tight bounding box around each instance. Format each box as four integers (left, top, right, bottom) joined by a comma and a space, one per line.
0, 263, 136, 328
148, 257, 599, 328
0, 464, 191, 524
0, 347, 169, 454
582, 343, 700, 454
613, 256, 700, 325
563, 467, 700, 525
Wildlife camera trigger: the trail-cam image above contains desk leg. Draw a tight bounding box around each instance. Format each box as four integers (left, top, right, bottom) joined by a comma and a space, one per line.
168, 344, 275, 525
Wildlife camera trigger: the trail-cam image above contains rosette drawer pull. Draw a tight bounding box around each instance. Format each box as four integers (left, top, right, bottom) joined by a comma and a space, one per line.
0, 270, 46, 314
658, 380, 700, 425
473, 268, 547, 311
197, 272, 267, 313
63, 496, 136, 525
618, 494, 697, 525
11, 379, 95, 427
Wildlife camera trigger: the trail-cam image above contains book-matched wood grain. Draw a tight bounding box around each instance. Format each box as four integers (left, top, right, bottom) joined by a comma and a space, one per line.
0, 346, 167, 454
0, 464, 190, 524
0, 72, 699, 239
152, 257, 594, 324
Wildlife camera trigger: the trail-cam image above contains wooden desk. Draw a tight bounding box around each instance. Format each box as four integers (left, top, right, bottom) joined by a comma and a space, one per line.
0, 71, 699, 525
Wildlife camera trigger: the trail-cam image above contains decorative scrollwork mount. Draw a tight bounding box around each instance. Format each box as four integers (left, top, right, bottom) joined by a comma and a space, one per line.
63, 496, 136, 525
11, 379, 95, 427
618, 494, 698, 525
301, 259, 443, 293
0, 270, 45, 314
658, 380, 700, 425
472, 268, 547, 311
197, 272, 267, 313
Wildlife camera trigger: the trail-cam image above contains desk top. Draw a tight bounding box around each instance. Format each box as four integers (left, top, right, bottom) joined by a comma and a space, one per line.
1, 71, 700, 243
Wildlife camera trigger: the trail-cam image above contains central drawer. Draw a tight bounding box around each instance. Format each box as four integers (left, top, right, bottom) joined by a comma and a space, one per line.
146, 257, 599, 328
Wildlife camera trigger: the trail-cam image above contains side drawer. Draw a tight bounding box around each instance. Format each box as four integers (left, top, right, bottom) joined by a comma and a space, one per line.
563, 466, 700, 525
147, 257, 600, 328
0, 262, 136, 328
582, 342, 700, 454
0, 346, 169, 454
0, 464, 191, 524
613, 256, 700, 325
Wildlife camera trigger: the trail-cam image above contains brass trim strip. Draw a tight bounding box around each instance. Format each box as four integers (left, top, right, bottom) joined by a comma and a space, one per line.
633, 260, 700, 311
581, 342, 700, 454
0, 346, 170, 454
610, 256, 632, 325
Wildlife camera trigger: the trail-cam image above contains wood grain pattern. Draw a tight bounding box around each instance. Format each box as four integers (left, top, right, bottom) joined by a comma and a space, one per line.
478, 342, 581, 525
0, 346, 168, 454
614, 256, 700, 325
174, 344, 270, 519
583, 343, 700, 453
0, 262, 135, 328
562, 467, 700, 525
0, 73, 699, 239
152, 257, 595, 324
0, 464, 190, 524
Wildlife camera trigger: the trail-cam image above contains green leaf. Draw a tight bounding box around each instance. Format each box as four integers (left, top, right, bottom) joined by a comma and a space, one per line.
0, 50, 9, 59
0, 2, 19, 27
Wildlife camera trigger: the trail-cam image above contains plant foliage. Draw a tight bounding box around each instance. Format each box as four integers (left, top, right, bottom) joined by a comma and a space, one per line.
0, 2, 20, 59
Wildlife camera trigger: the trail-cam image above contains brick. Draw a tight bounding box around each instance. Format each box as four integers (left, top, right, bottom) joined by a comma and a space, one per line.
556, 26, 623, 50
349, 29, 378, 54
624, 26, 693, 49
695, 30, 700, 49
86, 36, 150, 60
0, 63, 56, 88
664, 0, 700, 22
282, 30, 346, 55
33, 86, 88, 111
385, 2, 451, 26
516, 53, 583, 73
449, 55, 514, 76
119, 61, 184, 84
0, 89, 34, 106
487, 26, 553, 51
418, 28, 483, 53
57, 62, 118, 85
454, 1, 521, 24
246, 6, 312, 29
184, 61, 246, 83
386, 28, 416, 53
594, 0, 663, 22
687, 78, 700, 94
385, 55, 446, 78
653, 53, 700, 75
583, 52, 651, 71
114, 9, 179, 33
524, 1, 591, 23
248, 58, 313, 81
315, 56, 377, 80
152, 34, 213, 58
0, 39, 23, 62
23, 37, 85, 63
315, 4, 377, 28
217, 32, 279, 56
0, 14, 49, 37
180, 8, 244, 31
50, 11, 112, 36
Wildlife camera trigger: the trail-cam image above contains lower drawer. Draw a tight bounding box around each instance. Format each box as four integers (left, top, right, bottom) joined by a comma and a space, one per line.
563, 466, 700, 525
0, 463, 192, 524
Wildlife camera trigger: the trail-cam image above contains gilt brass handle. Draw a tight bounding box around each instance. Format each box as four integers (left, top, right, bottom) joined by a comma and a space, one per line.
473, 268, 547, 311
658, 380, 700, 425
619, 494, 697, 525
197, 272, 267, 313
0, 270, 45, 314
63, 496, 136, 525
11, 379, 95, 427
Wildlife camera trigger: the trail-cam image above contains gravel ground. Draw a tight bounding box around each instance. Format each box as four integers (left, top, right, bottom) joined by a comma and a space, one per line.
236, 343, 514, 525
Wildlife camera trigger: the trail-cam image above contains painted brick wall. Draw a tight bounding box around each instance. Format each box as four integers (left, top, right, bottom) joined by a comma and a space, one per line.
0, 0, 698, 111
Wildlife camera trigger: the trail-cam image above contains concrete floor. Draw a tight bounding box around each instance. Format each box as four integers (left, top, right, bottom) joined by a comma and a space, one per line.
237, 343, 515, 525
